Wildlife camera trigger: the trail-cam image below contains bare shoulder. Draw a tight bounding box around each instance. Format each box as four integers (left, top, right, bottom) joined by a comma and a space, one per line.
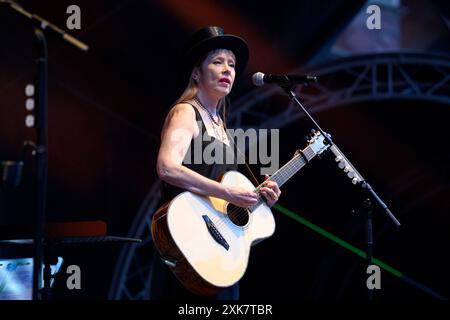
168, 102, 196, 120
162, 102, 198, 136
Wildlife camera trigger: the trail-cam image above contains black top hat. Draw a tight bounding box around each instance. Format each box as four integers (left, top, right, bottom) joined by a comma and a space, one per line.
183, 26, 249, 80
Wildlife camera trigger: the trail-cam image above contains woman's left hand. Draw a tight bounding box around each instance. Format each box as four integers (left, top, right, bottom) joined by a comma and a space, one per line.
259, 174, 281, 207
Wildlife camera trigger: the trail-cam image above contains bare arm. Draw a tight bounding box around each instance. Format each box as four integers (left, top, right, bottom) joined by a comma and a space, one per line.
156, 103, 257, 207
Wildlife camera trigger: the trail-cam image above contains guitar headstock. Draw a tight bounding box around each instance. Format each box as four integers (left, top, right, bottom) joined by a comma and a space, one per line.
306, 130, 328, 156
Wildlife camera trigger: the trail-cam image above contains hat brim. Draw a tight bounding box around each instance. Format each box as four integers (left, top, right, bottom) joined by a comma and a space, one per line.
184, 34, 249, 78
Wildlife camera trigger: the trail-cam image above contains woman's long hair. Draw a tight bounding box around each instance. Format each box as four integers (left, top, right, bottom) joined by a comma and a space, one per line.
173, 49, 236, 126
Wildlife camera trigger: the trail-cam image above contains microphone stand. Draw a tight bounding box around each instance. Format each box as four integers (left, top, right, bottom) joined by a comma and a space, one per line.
1, 0, 89, 300
33, 27, 48, 301
0, 1, 89, 51
280, 83, 401, 301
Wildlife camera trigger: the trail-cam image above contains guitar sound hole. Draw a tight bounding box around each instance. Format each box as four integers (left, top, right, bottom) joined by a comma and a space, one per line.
226, 204, 249, 227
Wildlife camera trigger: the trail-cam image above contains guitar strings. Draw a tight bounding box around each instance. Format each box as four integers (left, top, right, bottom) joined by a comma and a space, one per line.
211, 153, 306, 231
212, 177, 285, 232
207, 139, 321, 233
211, 177, 282, 232
210, 183, 266, 232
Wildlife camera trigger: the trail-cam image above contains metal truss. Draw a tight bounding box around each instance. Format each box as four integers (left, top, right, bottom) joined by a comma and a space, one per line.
229, 51, 450, 130
108, 51, 450, 300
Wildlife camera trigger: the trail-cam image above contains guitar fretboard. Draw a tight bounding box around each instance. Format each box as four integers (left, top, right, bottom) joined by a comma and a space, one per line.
249, 143, 318, 211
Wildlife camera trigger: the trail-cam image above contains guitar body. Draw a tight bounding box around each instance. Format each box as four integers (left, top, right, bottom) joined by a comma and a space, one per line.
151, 170, 275, 296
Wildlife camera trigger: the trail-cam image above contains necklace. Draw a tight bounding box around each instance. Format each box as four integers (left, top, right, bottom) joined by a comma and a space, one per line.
193, 97, 227, 144
194, 97, 221, 126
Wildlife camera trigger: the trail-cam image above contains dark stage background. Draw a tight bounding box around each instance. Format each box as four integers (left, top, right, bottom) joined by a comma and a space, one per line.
0, 0, 449, 301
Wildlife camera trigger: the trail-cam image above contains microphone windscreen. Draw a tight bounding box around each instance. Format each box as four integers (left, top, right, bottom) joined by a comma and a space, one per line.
252, 72, 265, 86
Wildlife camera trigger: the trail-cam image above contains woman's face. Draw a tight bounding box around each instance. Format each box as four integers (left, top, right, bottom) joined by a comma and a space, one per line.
194, 49, 236, 99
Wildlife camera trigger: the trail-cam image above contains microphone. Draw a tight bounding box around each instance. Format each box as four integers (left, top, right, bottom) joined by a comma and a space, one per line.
252, 72, 317, 87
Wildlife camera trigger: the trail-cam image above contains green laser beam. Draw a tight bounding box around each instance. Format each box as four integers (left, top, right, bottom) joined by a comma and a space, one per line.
273, 203, 403, 277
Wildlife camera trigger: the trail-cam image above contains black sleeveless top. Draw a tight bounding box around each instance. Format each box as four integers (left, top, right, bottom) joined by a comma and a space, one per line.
160, 103, 238, 203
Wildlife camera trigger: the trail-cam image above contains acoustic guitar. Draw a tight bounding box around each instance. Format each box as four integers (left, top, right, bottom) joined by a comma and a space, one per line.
151, 131, 328, 295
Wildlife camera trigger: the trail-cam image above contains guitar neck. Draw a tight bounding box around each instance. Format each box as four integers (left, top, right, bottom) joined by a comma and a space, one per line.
269, 143, 317, 188
249, 143, 319, 211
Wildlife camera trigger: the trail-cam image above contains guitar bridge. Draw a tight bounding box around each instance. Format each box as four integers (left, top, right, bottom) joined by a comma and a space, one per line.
202, 215, 229, 251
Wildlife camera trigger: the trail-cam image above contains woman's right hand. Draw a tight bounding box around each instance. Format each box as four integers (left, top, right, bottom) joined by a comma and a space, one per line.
223, 186, 258, 208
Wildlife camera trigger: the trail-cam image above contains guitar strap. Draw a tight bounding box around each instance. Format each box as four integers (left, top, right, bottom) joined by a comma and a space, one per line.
223, 124, 263, 188
191, 96, 264, 188
219, 97, 265, 188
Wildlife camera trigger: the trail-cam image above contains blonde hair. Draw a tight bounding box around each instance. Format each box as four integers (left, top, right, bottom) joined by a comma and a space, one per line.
173, 49, 236, 126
